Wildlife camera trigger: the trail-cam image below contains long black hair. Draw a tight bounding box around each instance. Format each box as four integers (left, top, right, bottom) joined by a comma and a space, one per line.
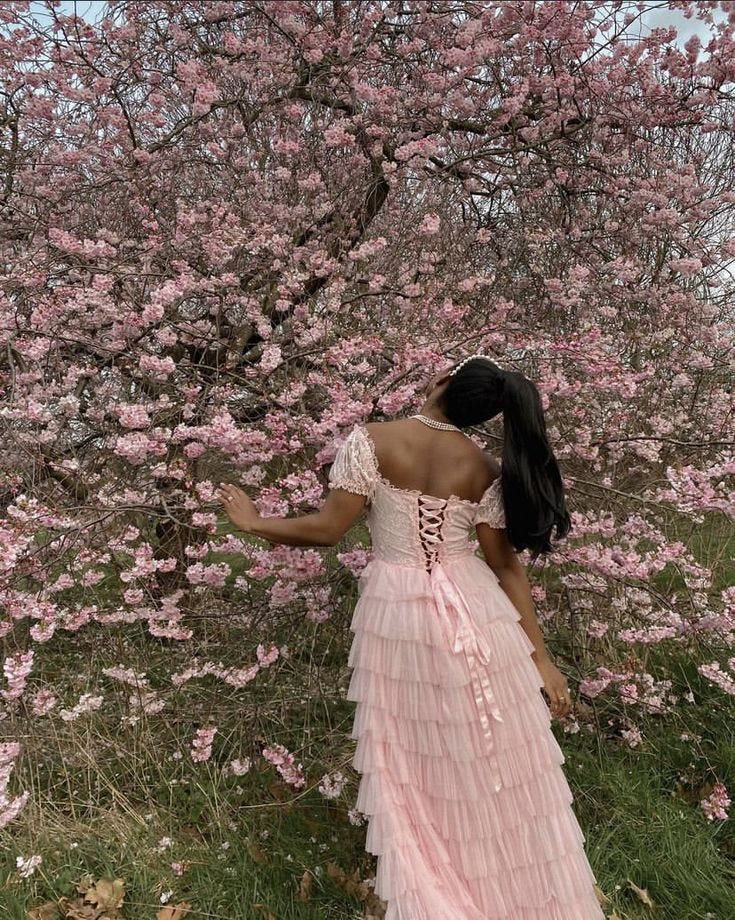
440, 357, 571, 559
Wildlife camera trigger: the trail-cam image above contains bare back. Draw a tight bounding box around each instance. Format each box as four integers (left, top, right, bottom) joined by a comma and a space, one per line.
365, 418, 500, 504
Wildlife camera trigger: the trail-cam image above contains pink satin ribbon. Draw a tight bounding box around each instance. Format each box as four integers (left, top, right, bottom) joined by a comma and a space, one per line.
429, 559, 504, 792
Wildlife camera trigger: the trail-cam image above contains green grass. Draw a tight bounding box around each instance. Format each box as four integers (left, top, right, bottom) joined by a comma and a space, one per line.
3, 645, 734, 919
0, 789, 371, 918
563, 719, 735, 919
3, 515, 735, 918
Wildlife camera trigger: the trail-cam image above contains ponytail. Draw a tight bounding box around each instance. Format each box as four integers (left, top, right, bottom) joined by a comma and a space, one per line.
441, 356, 571, 559
499, 370, 571, 559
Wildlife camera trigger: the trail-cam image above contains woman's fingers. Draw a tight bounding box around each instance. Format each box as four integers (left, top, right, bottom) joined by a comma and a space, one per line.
215, 486, 232, 512
215, 484, 241, 516
214, 483, 257, 533
549, 682, 572, 719
216, 483, 240, 504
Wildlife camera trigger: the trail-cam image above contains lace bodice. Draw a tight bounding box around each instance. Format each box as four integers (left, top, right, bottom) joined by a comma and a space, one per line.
328, 423, 505, 571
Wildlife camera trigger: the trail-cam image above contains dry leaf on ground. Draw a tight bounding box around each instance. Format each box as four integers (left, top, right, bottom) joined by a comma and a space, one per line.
26, 903, 61, 920
82, 878, 125, 913
627, 878, 655, 907
326, 862, 371, 899
246, 839, 270, 864
297, 869, 313, 901
56, 875, 126, 920
251, 904, 278, 920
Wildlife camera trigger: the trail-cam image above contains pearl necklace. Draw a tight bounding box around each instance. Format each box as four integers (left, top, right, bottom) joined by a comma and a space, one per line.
410, 413, 461, 432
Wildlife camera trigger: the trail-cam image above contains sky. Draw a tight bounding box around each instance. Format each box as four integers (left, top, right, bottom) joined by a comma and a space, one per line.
638, 0, 728, 43
34, 0, 731, 48
51, 0, 106, 20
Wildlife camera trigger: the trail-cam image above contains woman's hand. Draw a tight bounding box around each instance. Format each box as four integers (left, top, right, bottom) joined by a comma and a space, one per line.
533, 654, 572, 720
215, 482, 260, 533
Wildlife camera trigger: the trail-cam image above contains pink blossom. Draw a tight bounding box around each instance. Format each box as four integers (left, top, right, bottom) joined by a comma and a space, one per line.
191, 726, 218, 763
394, 137, 440, 162
348, 237, 388, 261
587, 619, 609, 639
323, 124, 354, 147
185, 562, 230, 587
256, 643, 279, 667
123, 588, 145, 604
59, 693, 104, 721
141, 301, 165, 324
113, 431, 169, 465
318, 770, 346, 799
347, 807, 366, 826
579, 676, 611, 698
621, 726, 642, 748
115, 404, 152, 429
230, 757, 251, 776
619, 683, 639, 704
101, 665, 148, 688
0, 743, 29, 829
138, 355, 176, 380
304, 585, 333, 624
2, 650, 34, 702
700, 782, 731, 822
262, 743, 305, 789
193, 80, 219, 116
418, 213, 440, 235
259, 344, 283, 373
31, 689, 57, 716
184, 442, 207, 459
698, 662, 735, 696
16, 854, 42, 877
667, 257, 703, 277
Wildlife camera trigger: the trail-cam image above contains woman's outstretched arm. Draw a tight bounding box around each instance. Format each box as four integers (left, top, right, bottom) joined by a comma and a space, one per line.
215, 482, 367, 547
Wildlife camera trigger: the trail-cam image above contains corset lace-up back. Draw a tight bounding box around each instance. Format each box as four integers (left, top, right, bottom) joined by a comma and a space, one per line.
327, 423, 505, 570
417, 496, 448, 573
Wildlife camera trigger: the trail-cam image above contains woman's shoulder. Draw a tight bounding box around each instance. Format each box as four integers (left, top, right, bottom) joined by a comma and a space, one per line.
362, 419, 399, 435
361, 419, 406, 451
365, 420, 500, 484
481, 451, 502, 482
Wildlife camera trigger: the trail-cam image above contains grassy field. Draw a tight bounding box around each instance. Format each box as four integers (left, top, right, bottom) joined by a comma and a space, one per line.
2, 682, 734, 919
2, 517, 734, 918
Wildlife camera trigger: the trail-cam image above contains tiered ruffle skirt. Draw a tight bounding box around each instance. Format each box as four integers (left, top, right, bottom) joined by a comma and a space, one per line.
346, 553, 605, 920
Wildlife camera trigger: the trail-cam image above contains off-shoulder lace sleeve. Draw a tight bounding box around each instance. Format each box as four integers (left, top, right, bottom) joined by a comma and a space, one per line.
327, 425, 376, 501
473, 478, 505, 529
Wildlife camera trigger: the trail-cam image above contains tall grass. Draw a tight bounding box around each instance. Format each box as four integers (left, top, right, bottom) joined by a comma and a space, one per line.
2, 514, 734, 918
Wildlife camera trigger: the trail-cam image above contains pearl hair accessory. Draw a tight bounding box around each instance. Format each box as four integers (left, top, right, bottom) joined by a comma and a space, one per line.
449, 353, 503, 376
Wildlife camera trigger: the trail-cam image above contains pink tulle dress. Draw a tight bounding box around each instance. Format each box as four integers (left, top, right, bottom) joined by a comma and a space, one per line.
328, 424, 605, 920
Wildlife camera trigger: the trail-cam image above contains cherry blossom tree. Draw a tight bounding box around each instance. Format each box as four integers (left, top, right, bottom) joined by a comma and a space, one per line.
0, 0, 734, 829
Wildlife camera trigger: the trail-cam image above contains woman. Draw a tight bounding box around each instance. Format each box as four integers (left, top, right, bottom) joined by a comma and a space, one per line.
216, 355, 605, 920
